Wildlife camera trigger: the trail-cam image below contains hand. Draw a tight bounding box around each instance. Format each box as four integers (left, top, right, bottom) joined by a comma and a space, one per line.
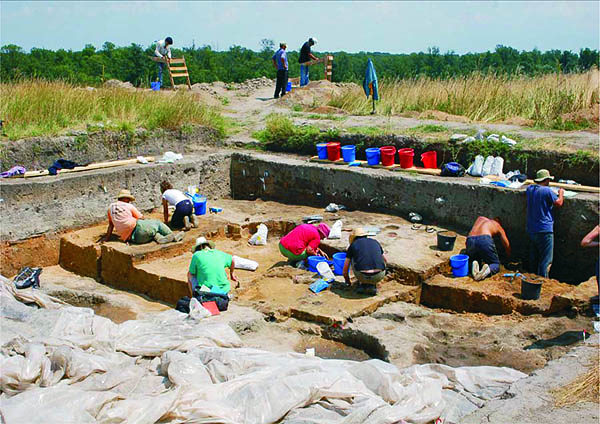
558, 188, 564, 196
230, 274, 239, 283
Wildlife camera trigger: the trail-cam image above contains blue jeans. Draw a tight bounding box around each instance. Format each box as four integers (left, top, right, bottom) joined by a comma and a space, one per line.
300, 64, 309, 86
530, 232, 554, 277
157, 62, 165, 84
466, 235, 500, 275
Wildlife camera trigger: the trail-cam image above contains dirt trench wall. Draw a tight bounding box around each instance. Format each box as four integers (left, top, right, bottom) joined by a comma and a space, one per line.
231, 152, 599, 284
0, 153, 232, 242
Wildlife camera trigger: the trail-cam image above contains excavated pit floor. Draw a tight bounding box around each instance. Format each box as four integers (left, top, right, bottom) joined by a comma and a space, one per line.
24, 198, 598, 372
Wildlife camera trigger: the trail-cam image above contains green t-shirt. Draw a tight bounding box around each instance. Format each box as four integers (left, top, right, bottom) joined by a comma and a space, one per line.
189, 249, 233, 294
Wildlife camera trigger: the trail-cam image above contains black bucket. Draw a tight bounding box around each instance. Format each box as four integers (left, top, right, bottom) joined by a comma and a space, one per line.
437, 231, 457, 251
521, 277, 542, 300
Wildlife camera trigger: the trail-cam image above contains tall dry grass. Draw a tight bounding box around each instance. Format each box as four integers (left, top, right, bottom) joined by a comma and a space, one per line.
329, 70, 599, 128
0, 80, 225, 140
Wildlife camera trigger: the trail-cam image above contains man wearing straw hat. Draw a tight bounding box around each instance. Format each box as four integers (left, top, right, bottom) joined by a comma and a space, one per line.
526, 169, 564, 277
187, 237, 238, 297
102, 189, 184, 244
343, 228, 387, 295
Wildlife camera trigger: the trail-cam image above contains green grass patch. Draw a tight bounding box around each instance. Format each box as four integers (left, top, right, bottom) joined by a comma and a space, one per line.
1, 80, 225, 140
409, 124, 447, 133
548, 118, 592, 131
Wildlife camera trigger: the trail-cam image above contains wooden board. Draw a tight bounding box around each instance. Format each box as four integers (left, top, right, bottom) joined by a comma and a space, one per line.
362, 163, 400, 170
19, 157, 155, 178
309, 156, 349, 165
393, 166, 442, 176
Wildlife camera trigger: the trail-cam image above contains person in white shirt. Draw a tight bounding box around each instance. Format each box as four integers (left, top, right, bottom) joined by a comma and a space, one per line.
154, 37, 173, 85
160, 181, 197, 231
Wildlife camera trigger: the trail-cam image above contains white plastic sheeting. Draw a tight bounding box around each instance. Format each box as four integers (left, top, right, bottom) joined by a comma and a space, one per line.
0, 277, 526, 423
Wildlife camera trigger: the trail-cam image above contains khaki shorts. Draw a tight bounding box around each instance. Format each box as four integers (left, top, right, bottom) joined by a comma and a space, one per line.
352, 263, 385, 285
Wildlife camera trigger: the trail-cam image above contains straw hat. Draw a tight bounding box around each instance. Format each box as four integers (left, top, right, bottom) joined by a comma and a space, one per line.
349, 227, 368, 245
193, 236, 215, 251
117, 189, 135, 201
534, 169, 554, 183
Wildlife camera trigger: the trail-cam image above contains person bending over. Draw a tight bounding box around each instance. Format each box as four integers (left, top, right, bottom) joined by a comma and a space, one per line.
466, 216, 511, 281
343, 228, 387, 295
279, 223, 330, 263
160, 181, 197, 231
581, 225, 599, 300
187, 237, 238, 297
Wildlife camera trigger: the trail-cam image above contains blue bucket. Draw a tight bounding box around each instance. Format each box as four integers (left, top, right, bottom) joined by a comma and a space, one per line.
341, 145, 356, 163
450, 254, 469, 277
193, 195, 207, 216
366, 147, 380, 165
332, 252, 347, 275
307, 256, 328, 273
286, 82, 292, 92
151, 81, 161, 91
316, 143, 328, 160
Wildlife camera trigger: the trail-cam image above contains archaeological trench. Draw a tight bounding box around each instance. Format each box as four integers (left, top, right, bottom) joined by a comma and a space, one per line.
1, 130, 599, 412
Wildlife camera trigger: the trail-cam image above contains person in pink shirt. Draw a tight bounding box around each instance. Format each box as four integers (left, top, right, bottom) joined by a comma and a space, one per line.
102, 189, 183, 244
279, 223, 330, 262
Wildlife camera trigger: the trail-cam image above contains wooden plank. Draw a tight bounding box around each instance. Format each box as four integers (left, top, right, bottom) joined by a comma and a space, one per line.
309, 156, 346, 165
393, 167, 442, 176
362, 163, 400, 170
170, 72, 189, 78
20, 157, 155, 178
168, 58, 186, 64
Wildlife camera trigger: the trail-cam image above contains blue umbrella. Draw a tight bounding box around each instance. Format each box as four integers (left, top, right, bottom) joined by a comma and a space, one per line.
363, 58, 379, 113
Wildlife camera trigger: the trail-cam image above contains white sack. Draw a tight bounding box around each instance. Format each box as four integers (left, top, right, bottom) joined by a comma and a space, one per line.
249, 224, 268, 246
328, 220, 343, 239
233, 255, 259, 271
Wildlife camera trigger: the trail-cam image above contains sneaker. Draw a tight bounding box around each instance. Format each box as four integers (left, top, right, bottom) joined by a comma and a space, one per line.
183, 216, 191, 231
474, 264, 491, 281
174, 231, 185, 242
471, 261, 480, 278
191, 214, 198, 228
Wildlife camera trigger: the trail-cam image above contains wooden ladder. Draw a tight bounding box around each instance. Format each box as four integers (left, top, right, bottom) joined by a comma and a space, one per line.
168, 56, 191, 89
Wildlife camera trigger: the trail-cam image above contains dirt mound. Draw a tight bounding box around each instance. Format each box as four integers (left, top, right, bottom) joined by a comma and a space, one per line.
281, 80, 346, 108
409, 110, 472, 123
502, 116, 535, 126
103, 79, 135, 90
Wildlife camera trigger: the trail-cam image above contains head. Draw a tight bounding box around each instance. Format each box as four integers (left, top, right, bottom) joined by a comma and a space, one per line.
160, 180, 173, 194
117, 189, 135, 203
349, 227, 368, 245
280, 42, 287, 50
165, 37, 173, 46
309, 37, 317, 46
193, 237, 215, 253
534, 169, 554, 186
316, 223, 330, 240
492, 217, 502, 226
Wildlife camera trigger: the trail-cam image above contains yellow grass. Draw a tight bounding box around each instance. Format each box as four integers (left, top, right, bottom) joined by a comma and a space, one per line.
0, 80, 225, 140
329, 70, 599, 128
552, 362, 599, 408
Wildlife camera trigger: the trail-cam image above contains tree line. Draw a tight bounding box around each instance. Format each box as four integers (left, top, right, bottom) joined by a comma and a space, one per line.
1, 41, 598, 87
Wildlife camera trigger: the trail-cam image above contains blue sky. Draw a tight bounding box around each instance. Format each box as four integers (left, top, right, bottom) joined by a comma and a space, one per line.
1, 1, 598, 54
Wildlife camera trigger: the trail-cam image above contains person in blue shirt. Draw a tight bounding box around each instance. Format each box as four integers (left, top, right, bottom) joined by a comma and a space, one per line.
272, 42, 288, 99
526, 169, 564, 277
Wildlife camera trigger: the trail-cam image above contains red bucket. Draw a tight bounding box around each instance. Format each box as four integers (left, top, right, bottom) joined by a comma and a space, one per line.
380, 146, 396, 166
421, 151, 437, 169
326, 142, 341, 161
398, 148, 414, 169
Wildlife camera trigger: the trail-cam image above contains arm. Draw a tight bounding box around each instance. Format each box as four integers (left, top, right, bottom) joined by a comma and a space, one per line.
280, 56, 286, 69
382, 253, 389, 265
272, 57, 278, 69
131, 205, 144, 220
343, 258, 351, 285
229, 258, 239, 287
581, 225, 600, 248
102, 221, 114, 243
498, 227, 511, 258
155, 43, 161, 57
162, 199, 169, 224
553, 188, 564, 208
167, 46, 172, 59
309, 52, 318, 61
186, 271, 195, 297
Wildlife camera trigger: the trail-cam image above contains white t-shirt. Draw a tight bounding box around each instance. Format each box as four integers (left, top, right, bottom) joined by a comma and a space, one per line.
162, 189, 187, 206
155, 39, 172, 59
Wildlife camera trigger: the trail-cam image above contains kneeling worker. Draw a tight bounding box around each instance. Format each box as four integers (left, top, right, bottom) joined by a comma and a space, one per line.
343, 228, 387, 295
279, 223, 330, 263
160, 181, 197, 231
187, 237, 238, 297
103, 189, 184, 244
466, 216, 511, 281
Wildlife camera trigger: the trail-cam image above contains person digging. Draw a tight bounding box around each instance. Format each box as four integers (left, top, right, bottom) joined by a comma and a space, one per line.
160, 181, 198, 231
343, 228, 387, 296
278, 223, 330, 264
187, 237, 238, 298
102, 189, 184, 244
466, 216, 511, 281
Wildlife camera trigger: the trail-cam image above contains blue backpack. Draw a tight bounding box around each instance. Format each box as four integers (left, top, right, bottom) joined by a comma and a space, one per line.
441, 162, 465, 177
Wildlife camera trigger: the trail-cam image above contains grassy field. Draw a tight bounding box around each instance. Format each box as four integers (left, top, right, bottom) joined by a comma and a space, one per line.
329, 70, 599, 129
0, 80, 225, 140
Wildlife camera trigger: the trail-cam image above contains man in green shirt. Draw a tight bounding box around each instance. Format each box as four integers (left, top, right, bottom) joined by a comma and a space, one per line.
187, 237, 238, 296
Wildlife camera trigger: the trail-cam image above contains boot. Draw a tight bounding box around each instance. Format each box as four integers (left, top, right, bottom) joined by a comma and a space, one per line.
174, 231, 185, 242
471, 261, 480, 278
191, 214, 198, 228
155, 232, 176, 244
183, 216, 191, 231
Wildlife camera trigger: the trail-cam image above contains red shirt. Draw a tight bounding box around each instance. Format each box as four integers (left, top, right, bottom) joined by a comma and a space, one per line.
280, 224, 321, 255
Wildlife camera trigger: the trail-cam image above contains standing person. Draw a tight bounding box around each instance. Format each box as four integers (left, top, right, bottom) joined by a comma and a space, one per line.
466, 217, 511, 281
154, 36, 173, 85
160, 181, 197, 231
526, 169, 564, 277
298, 37, 318, 87
279, 223, 330, 263
187, 237, 238, 297
102, 189, 184, 244
581, 225, 600, 299
272, 42, 288, 99
343, 228, 387, 295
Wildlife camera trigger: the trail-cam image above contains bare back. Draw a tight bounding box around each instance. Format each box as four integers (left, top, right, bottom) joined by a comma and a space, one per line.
469, 216, 502, 237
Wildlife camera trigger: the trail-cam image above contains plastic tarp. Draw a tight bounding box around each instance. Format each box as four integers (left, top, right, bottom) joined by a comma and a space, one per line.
0, 277, 526, 423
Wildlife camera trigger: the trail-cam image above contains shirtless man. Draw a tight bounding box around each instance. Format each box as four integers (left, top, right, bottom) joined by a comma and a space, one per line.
466, 217, 511, 281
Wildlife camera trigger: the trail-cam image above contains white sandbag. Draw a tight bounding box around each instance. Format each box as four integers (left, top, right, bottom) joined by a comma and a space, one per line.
233, 255, 259, 271
481, 156, 494, 176
188, 297, 211, 321
490, 156, 504, 176
249, 224, 268, 246
328, 220, 342, 239
467, 155, 484, 177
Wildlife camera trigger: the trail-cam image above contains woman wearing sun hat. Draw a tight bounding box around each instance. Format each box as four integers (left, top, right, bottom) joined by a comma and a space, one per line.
279, 223, 330, 263
343, 227, 387, 295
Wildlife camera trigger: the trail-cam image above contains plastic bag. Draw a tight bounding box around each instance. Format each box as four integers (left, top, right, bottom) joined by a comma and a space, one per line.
481, 156, 494, 176
249, 224, 268, 246
189, 298, 211, 321
233, 255, 258, 271
328, 220, 342, 239
467, 155, 484, 177
490, 156, 504, 176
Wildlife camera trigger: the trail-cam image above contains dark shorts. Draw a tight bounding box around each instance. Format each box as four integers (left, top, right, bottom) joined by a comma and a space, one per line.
466, 235, 500, 274
171, 199, 193, 228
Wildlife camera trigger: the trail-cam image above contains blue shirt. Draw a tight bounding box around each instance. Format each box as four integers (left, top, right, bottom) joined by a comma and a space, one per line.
272, 48, 288, 70
526, 185, 558, 234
